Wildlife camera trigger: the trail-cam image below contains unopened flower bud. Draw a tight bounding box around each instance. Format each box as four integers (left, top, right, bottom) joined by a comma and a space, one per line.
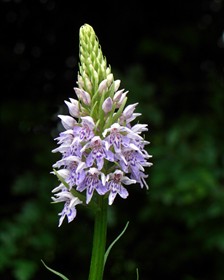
77, 74, 84, 89
64, 99, 80, 118
58, 115, 77, 130
106, 67, 111, 75
122, 103, 138, 119
74, 87, 91, 105
113, 89, 128, 108
81, 73, 92, 93
102, 97, 113, 114
114, 80, 121, 92
98, 79, 108, 94
116, 91, 128, 107
107, 73, 114, 86
93, 69, 99, 85
113, 89, 124, 102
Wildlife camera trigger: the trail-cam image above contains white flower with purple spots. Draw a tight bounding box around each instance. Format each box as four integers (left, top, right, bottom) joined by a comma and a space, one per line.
73, 116, 95, 142
51, 187, 82, 227
105, 170, 136, 205
102, 123, 130, 153
82, 136, 114, 170
117, 147, 152, 189
76, 168, 107, 204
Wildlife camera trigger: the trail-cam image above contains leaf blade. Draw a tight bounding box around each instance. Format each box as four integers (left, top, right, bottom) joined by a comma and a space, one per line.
41, 260, 69, 280
104, 221, 129, 266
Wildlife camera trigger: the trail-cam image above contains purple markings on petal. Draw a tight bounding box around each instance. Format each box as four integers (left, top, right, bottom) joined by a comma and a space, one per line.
83, 136, 114, 170
105, 170, 135, 205
77, 168, 107, 204
78, 116, 95, 141
53, 191, 82, 227
103, 123, 131, 153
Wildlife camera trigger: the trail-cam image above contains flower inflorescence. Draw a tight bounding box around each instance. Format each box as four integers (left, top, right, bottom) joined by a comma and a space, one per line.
51, 24, 152, 226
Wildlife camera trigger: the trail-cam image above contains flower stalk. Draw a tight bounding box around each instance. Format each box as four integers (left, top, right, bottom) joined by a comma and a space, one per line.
88, 197, 108, 280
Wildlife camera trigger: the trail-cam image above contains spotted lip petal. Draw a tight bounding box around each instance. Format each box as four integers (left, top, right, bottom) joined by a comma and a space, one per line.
82, 136, 114, 170
73, 116, 95, 142
53, 191, 82, 227
105, 170, 136, 205
76, 168, 107, 204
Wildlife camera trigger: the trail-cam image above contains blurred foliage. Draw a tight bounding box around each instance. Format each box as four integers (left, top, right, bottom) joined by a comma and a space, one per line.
1, 1, 224, 280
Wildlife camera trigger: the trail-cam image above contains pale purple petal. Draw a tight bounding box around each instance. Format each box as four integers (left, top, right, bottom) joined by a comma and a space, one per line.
64, 99, 80, 118
58, 115, 77, 130
102, 97, 113, 113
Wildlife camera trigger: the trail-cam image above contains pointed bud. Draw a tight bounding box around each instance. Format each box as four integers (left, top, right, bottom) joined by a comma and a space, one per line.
106, 67, 111, 75
93, 69, 99, 86
98, 78, 108, 94
82, 72, 92, 92
102, 97, 113, 114
113, 89, 128, 107
114, 80, 121, 92
74, 87, 91, 105
107, 73, 114, 87
64, 99, 80, 118
77, 74, 84, 89
85, 78, 93, 93
58, 115, 77, 129
122, 103, 138, 119
113, 89, 124, 102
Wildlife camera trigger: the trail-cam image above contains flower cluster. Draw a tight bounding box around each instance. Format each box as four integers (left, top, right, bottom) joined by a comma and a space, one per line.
51, 24, 152, 226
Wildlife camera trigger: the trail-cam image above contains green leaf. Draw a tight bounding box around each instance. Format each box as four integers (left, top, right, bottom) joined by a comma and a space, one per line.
104, 221, 129, 266
41, 260, 69, 280
136, 268, 139, 280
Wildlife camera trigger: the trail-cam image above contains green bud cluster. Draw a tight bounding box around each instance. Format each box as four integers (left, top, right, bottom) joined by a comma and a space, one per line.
76, 24, 127, 135
78, 24, 111, 95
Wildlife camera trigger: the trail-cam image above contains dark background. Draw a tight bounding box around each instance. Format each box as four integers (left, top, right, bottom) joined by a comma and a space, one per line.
1, 0, 224, 279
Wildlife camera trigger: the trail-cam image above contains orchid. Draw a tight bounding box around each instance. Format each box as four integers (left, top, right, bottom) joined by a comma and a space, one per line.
48, 23, 152, 280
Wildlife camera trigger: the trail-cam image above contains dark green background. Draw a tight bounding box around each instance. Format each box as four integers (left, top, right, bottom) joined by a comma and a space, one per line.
1, 1, 224, 279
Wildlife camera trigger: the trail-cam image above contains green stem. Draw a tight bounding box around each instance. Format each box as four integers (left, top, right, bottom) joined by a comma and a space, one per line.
88, 196, 108, 280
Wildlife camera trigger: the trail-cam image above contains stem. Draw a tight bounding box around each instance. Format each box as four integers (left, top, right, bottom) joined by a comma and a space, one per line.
88, 196, 108, 280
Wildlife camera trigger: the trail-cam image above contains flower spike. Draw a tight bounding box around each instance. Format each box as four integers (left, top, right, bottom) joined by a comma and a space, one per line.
51, 23, 152, 226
